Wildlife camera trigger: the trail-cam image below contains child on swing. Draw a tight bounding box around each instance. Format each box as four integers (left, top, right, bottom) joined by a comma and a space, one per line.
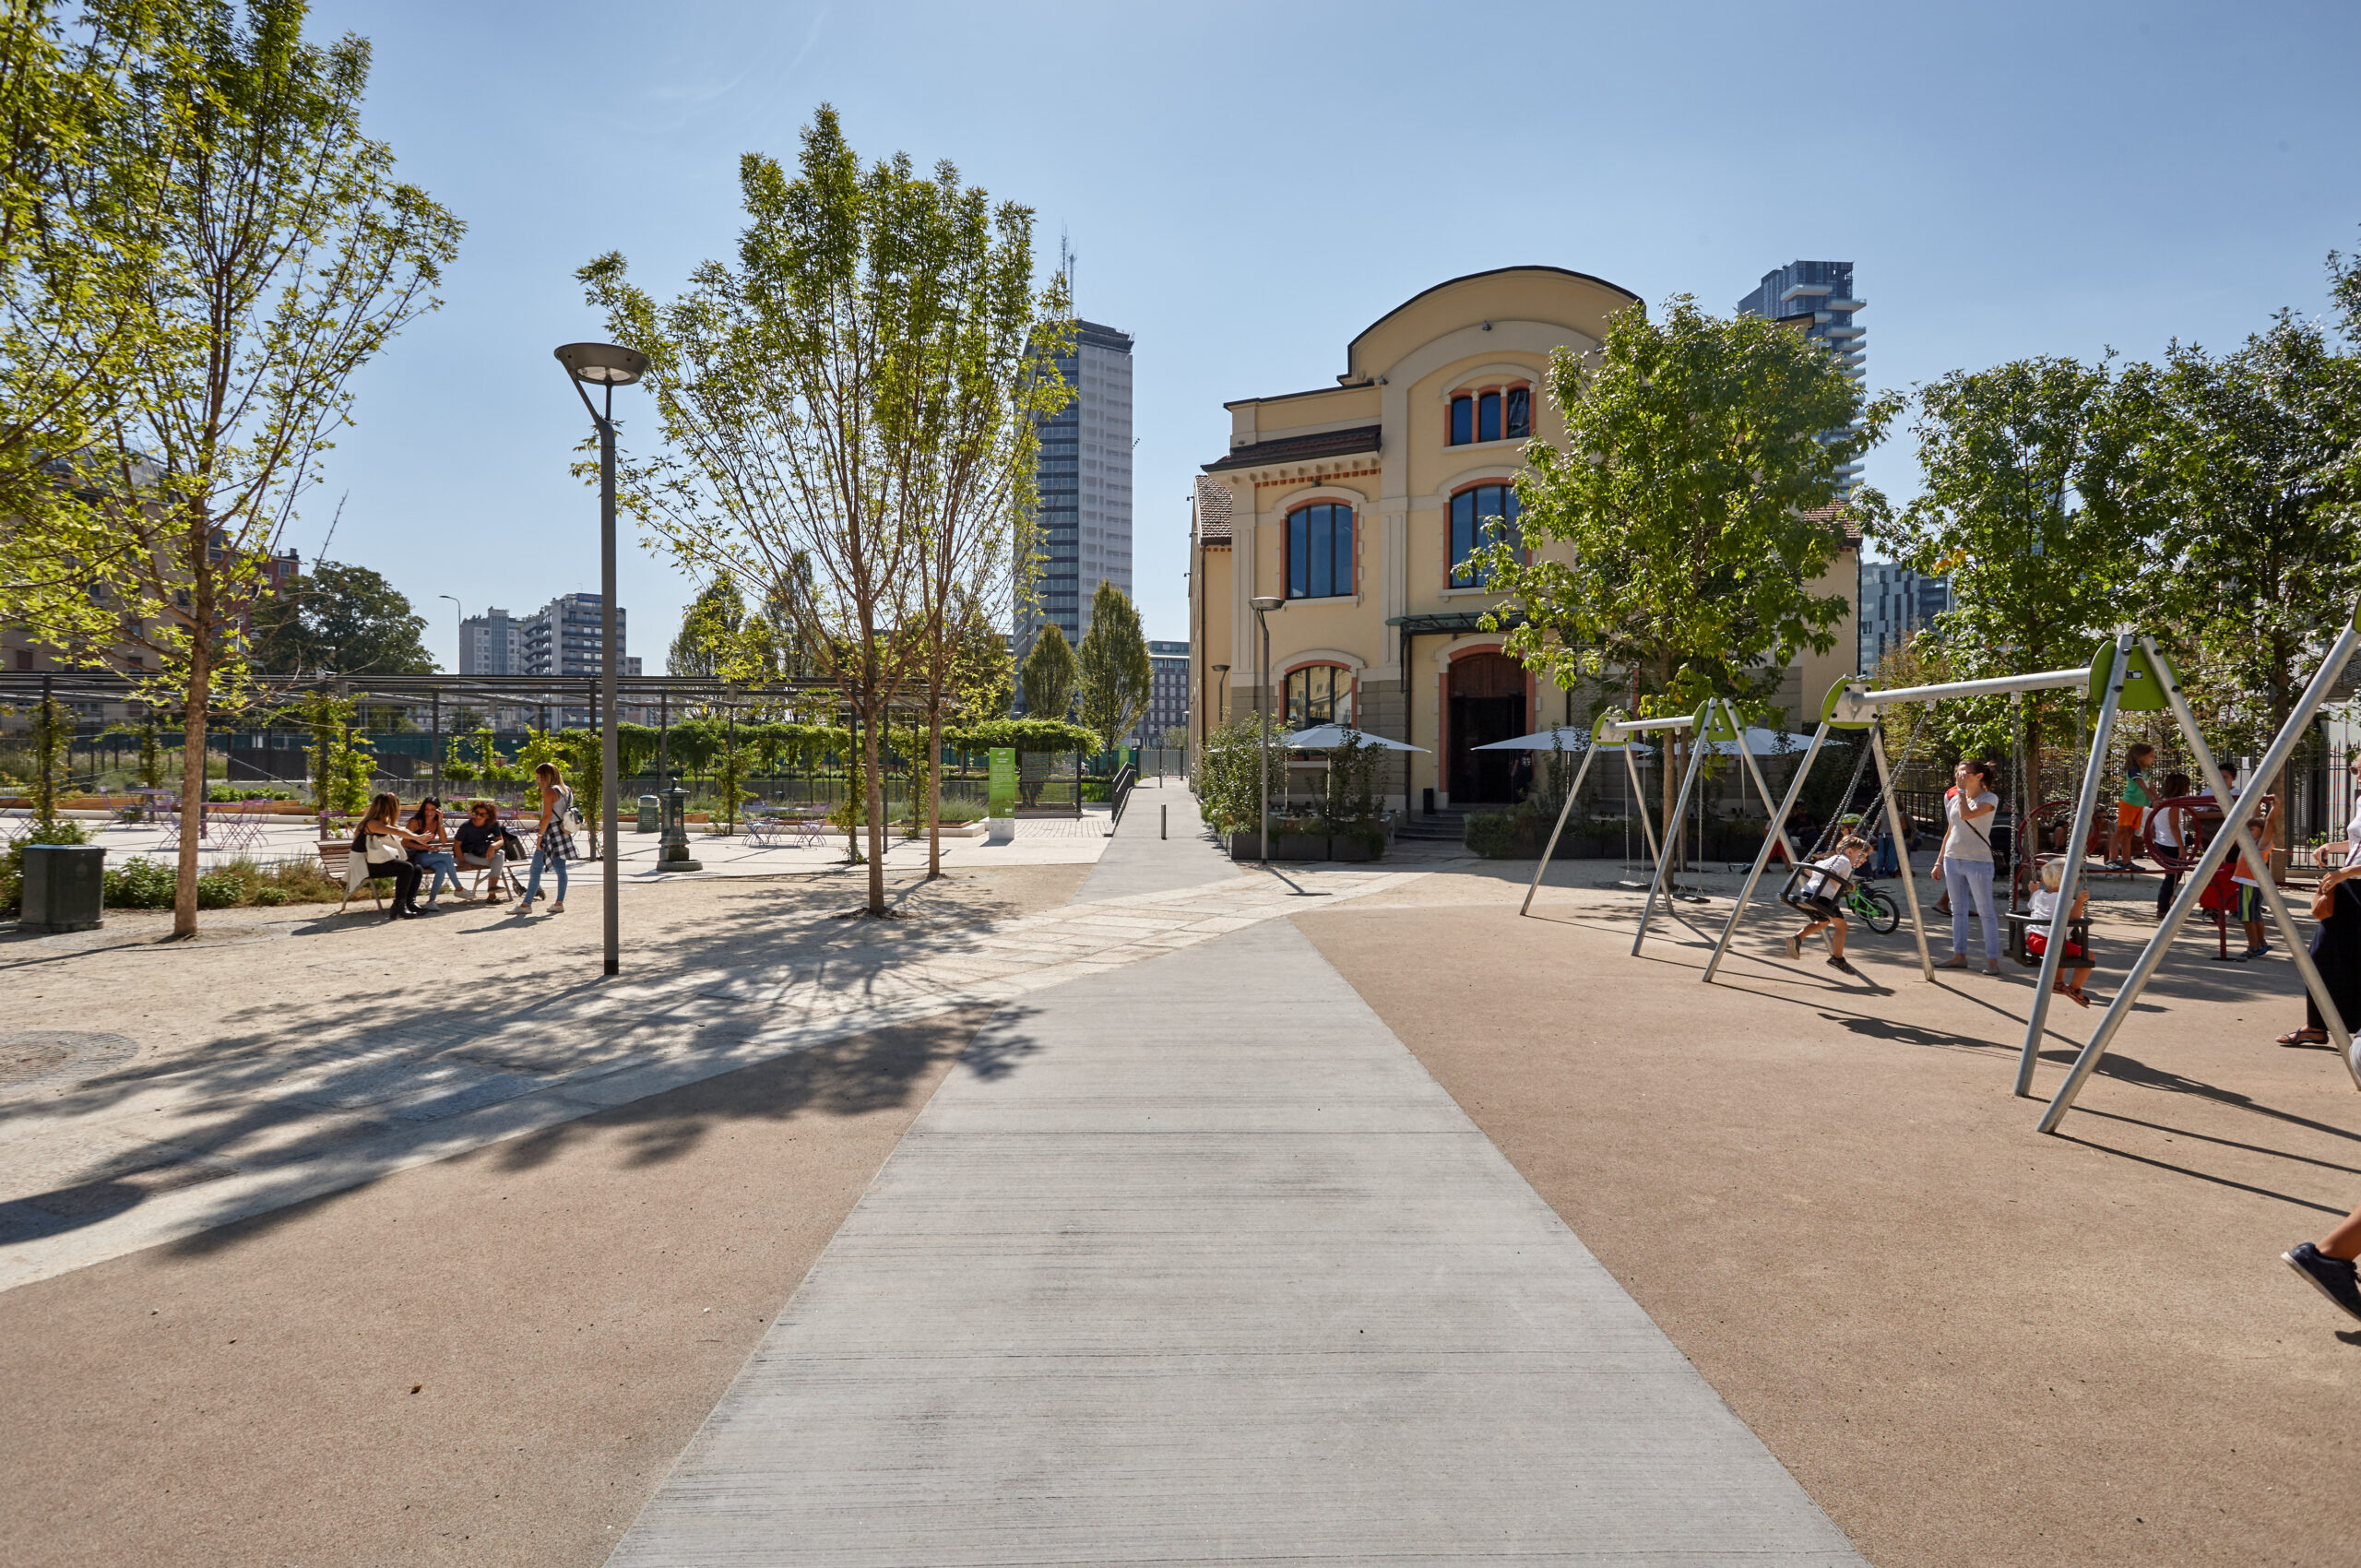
2025, 858, 2095, 1006
1787, 835, 1872, 976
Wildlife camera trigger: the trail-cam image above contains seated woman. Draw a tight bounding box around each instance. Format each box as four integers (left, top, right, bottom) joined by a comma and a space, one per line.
355, 792, 430, 920
451, 800, 510, 905
2026, 858, 2095, 1007
405, 795, 460, 906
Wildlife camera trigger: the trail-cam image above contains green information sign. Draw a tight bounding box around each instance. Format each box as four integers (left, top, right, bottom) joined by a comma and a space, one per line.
988, 748, 1017, 816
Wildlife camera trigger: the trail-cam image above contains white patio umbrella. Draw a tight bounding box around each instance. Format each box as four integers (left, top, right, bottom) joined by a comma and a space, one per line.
1281, 723, 1429, 753
1475, 727, 1647, 753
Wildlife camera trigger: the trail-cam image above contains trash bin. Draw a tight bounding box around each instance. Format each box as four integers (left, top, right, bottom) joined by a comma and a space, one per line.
20, 843, 105, 933
636, 794, 659, 834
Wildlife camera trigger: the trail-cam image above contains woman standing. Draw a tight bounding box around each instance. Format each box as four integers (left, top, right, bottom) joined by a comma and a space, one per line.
1931, 758, 2003, 974
521, 762, 575, 915
357, 792, 430, 920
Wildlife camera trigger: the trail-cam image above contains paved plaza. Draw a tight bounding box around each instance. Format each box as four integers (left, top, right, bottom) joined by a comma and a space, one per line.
7, 778, 2361, 1566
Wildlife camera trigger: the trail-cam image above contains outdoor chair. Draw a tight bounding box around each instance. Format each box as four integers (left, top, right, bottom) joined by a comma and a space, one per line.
316, 840, 386, 913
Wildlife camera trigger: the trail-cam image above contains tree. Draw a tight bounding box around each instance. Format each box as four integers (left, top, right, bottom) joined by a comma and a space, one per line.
2149, 298, 2361, 860
97, 0, 462, 936
1075, 578, 1150, 753
1020, 621, 1075, 721
1868, 356, 2155, 804
583, 108, 1059, 914
668, 574, 743, 677
247, 560, 433, 675
0, 0, 170, 652
1480, 295, 1892, 858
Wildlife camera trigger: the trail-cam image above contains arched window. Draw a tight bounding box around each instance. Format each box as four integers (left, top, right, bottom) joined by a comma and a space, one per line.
1287, 502, 1355, 600
1449, 483, 1522, 588
1447, 384, 1533, 446
1286, 664, 1354, 727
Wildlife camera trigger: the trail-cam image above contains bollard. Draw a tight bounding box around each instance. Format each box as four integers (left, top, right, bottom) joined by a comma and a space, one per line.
1160, 803, 1167, 840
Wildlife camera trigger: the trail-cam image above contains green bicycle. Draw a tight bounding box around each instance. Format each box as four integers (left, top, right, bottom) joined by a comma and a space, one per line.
1838, 877, 1901, 934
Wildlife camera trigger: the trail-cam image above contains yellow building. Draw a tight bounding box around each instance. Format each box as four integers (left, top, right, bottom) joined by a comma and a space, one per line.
1188, 265, 1858, 816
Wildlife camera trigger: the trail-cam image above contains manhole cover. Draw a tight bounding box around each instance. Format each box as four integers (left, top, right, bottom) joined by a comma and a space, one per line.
0, 1031, 139, 1092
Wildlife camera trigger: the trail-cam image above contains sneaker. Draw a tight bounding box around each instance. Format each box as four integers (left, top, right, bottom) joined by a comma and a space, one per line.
549, 900, 565, 914
1786, 932, 1803, 960
2283, 1242, 2361, 1324
2242, 945, 2272, 961
1827, 955, 1858, 976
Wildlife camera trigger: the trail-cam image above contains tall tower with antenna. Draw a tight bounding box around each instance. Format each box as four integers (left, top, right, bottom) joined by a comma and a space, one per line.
1018, 231, 1132, 671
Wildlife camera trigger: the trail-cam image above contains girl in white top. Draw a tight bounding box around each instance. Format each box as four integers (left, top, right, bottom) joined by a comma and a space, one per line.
1786, 835, 1871, 978
1931, 758, 2003, 974
2027, 858, 2094, 1006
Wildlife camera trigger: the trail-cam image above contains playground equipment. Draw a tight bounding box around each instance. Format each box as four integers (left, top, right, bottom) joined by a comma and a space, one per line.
2035, 626, 2361, 1130
1513, 699, 1795, 927
1696, 626, 2361, 1129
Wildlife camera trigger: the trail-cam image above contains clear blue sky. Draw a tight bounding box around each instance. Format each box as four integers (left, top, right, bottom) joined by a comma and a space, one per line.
303, 0, 2361, 669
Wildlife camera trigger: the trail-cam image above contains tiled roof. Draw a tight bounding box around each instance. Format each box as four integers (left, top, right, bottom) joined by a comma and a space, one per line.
1799, 502, 1863, 543
1194, 476, 1232, 544
1201, 424, 1382, 473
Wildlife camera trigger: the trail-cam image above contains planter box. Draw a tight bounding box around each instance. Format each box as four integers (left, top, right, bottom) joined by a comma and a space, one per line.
19, 843, 104, 932
1328, 836, 1379, 862
1228, 830, 1261, 861
1271, 833, 1326, 861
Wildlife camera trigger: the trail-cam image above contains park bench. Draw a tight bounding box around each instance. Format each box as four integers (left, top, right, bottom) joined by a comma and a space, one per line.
314, 839, 386, 913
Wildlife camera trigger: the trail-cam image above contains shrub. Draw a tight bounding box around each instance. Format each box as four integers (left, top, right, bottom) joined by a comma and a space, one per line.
196, 872, 243, 909
105, 857, 178, 908
1465, 811, 1521, 859
252, 885, 291, 906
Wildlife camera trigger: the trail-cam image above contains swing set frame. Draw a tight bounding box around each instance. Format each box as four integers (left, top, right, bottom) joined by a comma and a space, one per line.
1517, 699, 1797, 940
1694, 624, 2361, 1130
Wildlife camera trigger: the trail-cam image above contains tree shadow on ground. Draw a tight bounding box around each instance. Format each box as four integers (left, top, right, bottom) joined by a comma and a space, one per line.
0, 867, 1062, 1253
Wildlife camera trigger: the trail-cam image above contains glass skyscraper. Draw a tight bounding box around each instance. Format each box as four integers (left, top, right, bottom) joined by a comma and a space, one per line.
1026, 319, 1133, 649
1736, 260, 1867, 495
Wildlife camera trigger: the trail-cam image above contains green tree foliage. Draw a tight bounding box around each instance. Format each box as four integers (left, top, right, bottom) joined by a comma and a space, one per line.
247, 560, 433, 675
2150, 307, 2361, 804
0, 0, 170, 649
1020, 622, 1076, 720
1867, 356, 2153, 795
1075, 578, 1151, 754
1481, 295, 1890, 851
668, 574, 743, 677
583, 106, 1063, 912
1193, 716, 1286, 836
93, 0, 461, 935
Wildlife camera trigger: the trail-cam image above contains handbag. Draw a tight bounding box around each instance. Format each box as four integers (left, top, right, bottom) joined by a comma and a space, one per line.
364, 832, 409, 867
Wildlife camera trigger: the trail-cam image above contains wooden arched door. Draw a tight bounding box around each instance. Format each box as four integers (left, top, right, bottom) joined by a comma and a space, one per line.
1448, 651, 1525, 803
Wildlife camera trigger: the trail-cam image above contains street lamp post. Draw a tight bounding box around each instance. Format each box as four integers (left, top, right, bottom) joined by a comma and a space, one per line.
1250, 597, 1283, 861
554, 341, 648, 979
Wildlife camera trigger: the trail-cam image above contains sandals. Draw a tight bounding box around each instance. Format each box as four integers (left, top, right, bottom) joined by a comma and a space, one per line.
2055, 982, 2091, 1009
2278, 1028, 2331, 1048
1936, 954, 1967, 969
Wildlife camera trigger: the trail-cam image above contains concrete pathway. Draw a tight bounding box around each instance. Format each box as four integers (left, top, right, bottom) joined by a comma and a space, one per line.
1070, 777, 1238, 904
607, 811, 1864, 1564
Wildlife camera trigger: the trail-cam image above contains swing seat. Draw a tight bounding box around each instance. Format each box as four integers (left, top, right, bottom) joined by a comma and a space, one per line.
1779, 861, 1854, 917
2004, 909, 2094, 968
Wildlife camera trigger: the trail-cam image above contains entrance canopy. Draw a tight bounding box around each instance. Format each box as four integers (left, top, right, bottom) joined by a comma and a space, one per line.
1282, 723, 1428, 753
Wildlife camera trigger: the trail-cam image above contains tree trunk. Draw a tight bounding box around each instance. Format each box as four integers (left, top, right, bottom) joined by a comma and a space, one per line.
174, 626, 211, 940
863, 708, 887, 913
926, 707, 944, 880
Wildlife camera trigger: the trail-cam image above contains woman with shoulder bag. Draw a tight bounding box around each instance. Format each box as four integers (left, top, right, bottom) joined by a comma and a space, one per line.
521, 762, 577, 915
356, 792, 429, 920
1932, 758, 2004, 974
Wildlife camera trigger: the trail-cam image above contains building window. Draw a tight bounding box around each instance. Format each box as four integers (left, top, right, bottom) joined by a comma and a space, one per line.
1449, 384, 1533, 445
1285, 664, 1354, 728
1449, 483, 1522, 588
1287, 502, 1354, 600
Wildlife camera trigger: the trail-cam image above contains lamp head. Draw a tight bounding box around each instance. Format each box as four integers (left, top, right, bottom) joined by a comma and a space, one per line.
1251, 596, 1284, 612
554, 341, 647, 386
1211, 664, 1230, 672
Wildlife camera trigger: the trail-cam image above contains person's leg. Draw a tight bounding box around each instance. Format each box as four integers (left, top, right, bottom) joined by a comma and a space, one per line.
1828, 914, 1847, 957
549, 853, 567, 909
522, 847, 548, 908
388, 861, 421, 915
2156, 869, 2180, 921
1968, 868, 2002, 968
2286, 1198, 2361, 1323
1945, 863, 1972, 957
